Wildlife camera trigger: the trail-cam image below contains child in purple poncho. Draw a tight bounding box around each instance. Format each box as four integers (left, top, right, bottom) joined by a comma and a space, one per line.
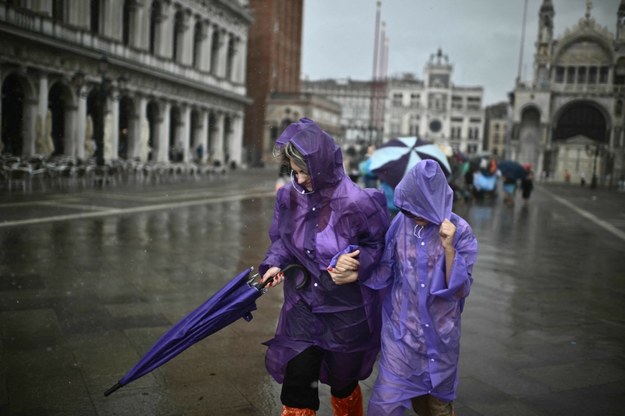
366, 160, 478, 416
259, 118, 389, 416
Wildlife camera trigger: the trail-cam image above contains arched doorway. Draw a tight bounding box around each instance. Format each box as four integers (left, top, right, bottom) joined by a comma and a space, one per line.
552, 101, 610, 185
169, 106, 181, 162
553, 102, 608, 143
146, 101, 160, 161
1, 73, 25, 156
190, 109, 200, 161
207, 111, 216, 163
118, 96, 135, 160
48, 81, 73, 156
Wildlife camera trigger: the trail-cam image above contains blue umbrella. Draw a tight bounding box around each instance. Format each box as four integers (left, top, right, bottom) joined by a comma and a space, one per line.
497, 160, 527, 181
368, 137, 452, 188
104, 265, 308, 396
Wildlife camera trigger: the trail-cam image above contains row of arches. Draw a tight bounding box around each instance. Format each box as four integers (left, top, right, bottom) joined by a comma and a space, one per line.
7, 0, 246, 84
1, 69, 241, 166
515, 100, 614, 178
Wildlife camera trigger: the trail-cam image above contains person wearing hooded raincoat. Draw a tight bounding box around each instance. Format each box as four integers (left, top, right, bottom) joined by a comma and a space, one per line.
366, 160, 478, 416
259, 118, 390, 416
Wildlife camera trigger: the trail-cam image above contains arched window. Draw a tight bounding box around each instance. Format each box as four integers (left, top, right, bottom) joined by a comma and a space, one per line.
225, 37, 235, 80
52, 0, 64, 22
90, 0, 100, 34
173, 10, 184, 62
122, 0, 132, 46
193, 21, 202, 68
149, 1, 161, 54
210, 30, 220, 75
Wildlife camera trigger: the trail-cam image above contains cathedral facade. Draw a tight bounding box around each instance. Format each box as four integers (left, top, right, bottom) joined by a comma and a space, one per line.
0, 0, 251, 167
510, 0, 625, 185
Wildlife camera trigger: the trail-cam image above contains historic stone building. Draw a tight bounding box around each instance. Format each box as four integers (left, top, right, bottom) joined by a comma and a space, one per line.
0, 0, 251, 167
303, 49, 485, 155
385, 49, 484, 154
301, 78, 375, 145
510, 0, 625, 186
484, 102, 510, 158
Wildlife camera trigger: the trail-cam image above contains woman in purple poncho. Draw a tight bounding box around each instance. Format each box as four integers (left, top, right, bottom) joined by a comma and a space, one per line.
259, 118, 389, 416
366, 160, 478, 416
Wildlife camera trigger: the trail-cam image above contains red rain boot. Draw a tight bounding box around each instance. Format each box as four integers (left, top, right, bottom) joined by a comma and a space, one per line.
330, 384, 363, 416
281, 405, 316, 416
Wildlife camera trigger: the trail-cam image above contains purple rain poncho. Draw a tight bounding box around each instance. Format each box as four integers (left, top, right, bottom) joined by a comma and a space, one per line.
366, 160, 478, 415
259, 118, 390, 388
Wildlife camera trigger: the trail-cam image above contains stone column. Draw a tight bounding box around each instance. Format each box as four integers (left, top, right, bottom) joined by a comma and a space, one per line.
230, 114, 243, 166
157, 101, 170, 162
236, 36, 248, 84
179, 9, 193, 66
110, 93, 120, 161
212, 111, 225, 163
37, 72, 49, 154
75, 85, 87, 160
217, 31, 230, 79
23, 99, 38, 158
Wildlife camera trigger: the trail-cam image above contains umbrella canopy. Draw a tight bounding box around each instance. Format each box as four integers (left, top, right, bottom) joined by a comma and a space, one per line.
497, 160, 527, 181
367, 137, 452, 188
104, 268, 265, 396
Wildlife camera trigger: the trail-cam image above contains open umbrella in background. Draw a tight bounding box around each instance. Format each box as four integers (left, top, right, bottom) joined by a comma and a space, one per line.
497, 160, 527, 181
104, 265, 308, 396
367, 137, 452, 188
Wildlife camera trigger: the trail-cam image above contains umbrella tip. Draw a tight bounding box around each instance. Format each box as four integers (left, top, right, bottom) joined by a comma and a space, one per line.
104, 382, 122, 397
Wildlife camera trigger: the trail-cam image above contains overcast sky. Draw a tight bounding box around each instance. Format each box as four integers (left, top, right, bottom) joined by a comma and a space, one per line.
301, 0, 620, 106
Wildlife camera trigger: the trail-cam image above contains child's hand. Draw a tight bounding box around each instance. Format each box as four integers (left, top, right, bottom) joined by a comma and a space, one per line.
439, 220, 456, 251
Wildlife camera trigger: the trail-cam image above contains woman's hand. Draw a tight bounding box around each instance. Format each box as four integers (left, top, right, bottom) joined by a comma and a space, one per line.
329, 269, 359, 285
261, 266, 283, 288
328, 250, 360, 285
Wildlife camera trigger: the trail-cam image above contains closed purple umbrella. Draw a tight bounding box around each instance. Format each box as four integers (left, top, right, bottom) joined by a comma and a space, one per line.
103, 267, 305, 396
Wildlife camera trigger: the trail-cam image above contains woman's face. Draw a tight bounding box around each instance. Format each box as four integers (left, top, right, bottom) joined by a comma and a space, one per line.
290, 159, 312, 191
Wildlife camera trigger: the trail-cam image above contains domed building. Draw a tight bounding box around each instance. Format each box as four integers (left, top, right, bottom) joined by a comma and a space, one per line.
510, 0, 624, 186
0, 1, 251, 168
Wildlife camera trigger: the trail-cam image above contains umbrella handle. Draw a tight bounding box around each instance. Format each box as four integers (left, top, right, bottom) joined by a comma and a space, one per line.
253, 264, 310, 291
104, 382, 122, 397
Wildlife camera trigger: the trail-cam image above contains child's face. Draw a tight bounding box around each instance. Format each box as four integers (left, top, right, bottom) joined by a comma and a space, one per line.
401, 209, 428, 226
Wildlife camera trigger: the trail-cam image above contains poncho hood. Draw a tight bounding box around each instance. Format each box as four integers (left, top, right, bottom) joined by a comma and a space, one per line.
393, 159, 452, 225
275, 117, 344, 191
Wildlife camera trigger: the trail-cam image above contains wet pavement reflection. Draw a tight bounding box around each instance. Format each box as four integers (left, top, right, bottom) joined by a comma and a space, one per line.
1, 169, 624, 415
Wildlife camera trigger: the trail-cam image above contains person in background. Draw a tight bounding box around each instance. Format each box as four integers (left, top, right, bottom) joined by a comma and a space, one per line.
521, 165, 534, 205
364, 160, 478, 416
259, 118, 389, 416
502, 175, 517, 205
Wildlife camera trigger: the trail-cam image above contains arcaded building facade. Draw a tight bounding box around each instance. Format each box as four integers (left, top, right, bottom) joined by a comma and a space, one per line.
510, 0, 625, 184
0, 0, 251, 166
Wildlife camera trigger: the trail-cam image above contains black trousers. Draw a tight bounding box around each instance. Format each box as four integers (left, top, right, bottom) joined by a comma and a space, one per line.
281, 346, 359, 410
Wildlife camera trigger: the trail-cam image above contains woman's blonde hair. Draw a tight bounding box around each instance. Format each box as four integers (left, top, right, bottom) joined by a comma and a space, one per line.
277, 142, 307, 173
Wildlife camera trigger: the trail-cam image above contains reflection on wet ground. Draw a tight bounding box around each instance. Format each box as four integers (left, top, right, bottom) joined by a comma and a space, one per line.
0, 170, 624, 415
